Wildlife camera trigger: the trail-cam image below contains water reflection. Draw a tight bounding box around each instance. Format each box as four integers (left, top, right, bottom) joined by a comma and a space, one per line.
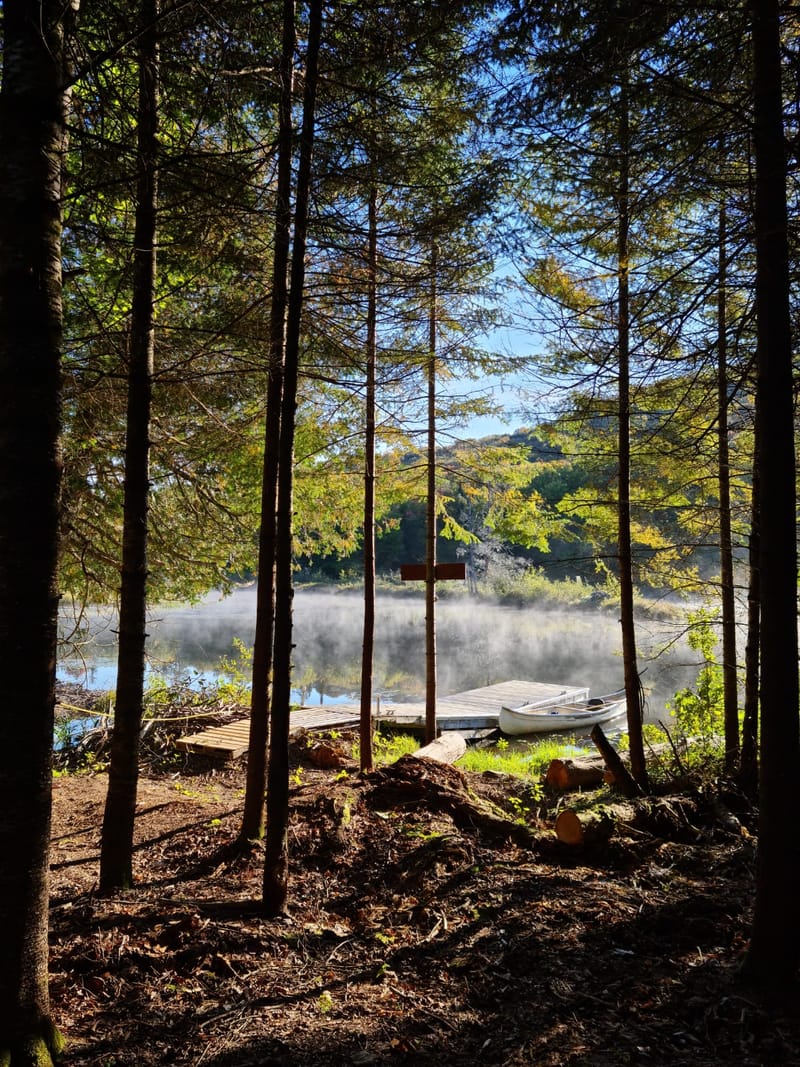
58, 587, 700, 720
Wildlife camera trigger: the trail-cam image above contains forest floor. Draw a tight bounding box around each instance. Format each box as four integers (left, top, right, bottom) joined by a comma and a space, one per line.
49, 727, 800, 1067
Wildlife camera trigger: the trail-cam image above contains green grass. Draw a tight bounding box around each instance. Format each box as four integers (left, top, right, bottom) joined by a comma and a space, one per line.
352, 729, 581, 777
352, 729, 582, 777
459, 736, 577, 777
356, 729, 584, 781
352, 729, 421, 767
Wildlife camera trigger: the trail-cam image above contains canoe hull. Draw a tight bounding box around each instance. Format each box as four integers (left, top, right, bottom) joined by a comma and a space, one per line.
498, 695, 627, 736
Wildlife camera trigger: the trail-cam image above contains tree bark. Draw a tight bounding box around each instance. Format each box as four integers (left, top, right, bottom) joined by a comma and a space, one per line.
739, 404, 760, 791
263, 0, 322, 915
424, 241, 438, 745
615, 78, 648, 790
742, 0, 800, 988
100, 0, 159, 892
716, 201, 739, 772
239, 0, 295, 843
359, 184, 378, 772
0, 1, 72, 1060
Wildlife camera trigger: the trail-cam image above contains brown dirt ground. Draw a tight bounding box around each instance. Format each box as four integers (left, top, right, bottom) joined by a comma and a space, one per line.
49, 733, 800, 1067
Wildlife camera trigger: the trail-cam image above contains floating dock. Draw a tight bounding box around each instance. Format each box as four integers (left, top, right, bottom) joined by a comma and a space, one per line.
375, 679, 586, 731
176, 680, 586, 758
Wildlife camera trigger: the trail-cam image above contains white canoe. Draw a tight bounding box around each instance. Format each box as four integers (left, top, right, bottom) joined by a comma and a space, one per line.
498, 692, 627, 736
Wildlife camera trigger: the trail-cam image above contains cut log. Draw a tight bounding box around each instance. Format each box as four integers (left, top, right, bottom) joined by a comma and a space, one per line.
555, 796, 702, 846
412, 732, 466, 764
545, 738, 698, 793
307, 740, 352, 768
555, 807, 617, 845
545, 757, 607, 791
590, 724, 643, 798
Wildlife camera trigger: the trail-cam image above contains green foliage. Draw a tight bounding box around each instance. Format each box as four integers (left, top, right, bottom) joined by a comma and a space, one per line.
484, 565, 593, 607
641, 722, 666, 747
76, 751, 108, 775
439, 509, 480, 545
506, 794, 535, 822
316, 990, 334, 1015
436, 442, 564, 556
215, 637, 254, 702
53, 718, 76, 752
667, 609, 725, 741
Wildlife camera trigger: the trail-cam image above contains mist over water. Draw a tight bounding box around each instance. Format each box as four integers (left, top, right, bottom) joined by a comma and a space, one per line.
58, 586, 701, 720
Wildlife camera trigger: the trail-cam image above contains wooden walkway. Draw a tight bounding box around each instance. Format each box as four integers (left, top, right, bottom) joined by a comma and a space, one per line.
176, 680, 586, 759
175, 706, 360, 759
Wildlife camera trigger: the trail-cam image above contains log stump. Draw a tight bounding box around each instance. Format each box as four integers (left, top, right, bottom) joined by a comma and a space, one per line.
554, 797, 702, 846
545, 757, 607, 791
413, 732, 467, 764
555, 807, 616, 846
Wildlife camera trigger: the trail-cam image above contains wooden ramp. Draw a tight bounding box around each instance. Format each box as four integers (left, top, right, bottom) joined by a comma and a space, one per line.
176, 720, 252, 759
176, 680, 586, 759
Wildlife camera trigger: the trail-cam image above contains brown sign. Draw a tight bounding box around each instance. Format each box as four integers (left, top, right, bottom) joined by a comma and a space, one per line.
400, 562, 466, 582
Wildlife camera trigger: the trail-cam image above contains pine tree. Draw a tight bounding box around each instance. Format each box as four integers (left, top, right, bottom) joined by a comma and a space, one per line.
742, 0, 800, 988
0, 1, 73, 1061
99, 0, 160, 893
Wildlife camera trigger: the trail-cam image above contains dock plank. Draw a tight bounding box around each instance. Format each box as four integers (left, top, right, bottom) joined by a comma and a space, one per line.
176, 706, 360, 757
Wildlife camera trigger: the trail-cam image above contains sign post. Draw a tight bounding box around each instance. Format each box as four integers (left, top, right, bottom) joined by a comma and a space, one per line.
400, 562, 466, 741
399, 563, 466, 582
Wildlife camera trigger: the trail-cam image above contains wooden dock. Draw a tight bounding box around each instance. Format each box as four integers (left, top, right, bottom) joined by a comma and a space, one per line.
378, 680, 586, 731
175, 706, 360, 759
176, 680, 585, 759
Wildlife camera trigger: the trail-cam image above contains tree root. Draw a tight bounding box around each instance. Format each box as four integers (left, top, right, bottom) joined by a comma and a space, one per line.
0, 1019, 66, 1066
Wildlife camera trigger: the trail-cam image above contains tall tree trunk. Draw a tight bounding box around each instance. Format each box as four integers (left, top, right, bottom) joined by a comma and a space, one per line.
100, 0, 160, 892
263, 0, 322, 915
359, 185, 378, 772
716, 202, 739, 772
424, 241, 438, 745
0, 2, 71, 1061
740, 156, 760, 794
616, 81, 647, 790
239, 0, 295, 843
739, 419, 759, 790
742, 0, 800, 987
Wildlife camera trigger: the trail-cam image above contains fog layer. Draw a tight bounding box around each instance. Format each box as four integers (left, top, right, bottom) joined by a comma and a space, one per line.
59, 587, 700, 720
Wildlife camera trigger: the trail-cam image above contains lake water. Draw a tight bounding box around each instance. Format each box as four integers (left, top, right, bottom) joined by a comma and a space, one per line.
57, 587, 702, 722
